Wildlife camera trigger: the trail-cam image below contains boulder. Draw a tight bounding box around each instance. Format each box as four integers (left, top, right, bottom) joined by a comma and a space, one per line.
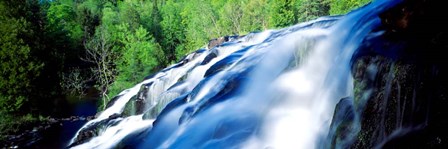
207, 35, 242, 49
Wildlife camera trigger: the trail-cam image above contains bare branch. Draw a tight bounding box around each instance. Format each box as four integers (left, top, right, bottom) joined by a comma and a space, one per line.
81, 26, 117, 109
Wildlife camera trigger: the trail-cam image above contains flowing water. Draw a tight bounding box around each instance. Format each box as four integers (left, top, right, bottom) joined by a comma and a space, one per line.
69, 0, 406, 148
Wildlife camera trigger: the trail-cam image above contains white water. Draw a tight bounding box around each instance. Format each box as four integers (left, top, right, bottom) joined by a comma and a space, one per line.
70, 0, 401, 148
69, 29, 275, 148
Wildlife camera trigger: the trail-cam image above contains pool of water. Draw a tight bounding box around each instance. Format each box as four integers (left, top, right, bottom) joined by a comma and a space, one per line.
32, 100, 98, 148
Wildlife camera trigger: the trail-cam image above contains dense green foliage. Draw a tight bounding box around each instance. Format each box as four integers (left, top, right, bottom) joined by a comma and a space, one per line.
329, 0, 370, 15
1, 0, 369, 136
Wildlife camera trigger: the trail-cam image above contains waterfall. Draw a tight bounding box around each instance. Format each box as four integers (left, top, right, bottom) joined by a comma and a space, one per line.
69, 0, 405, 148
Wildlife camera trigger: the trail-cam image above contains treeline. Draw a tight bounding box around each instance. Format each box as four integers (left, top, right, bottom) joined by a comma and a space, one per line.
0, 0, 369, 134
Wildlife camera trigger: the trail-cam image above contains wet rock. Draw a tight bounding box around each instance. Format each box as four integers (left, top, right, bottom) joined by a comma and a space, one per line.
68, 129, 97, 148
349, 0, 448, 148
327, 97, 356, 148
207, 35, 242, 49
208, 37, 227, 49
0, 115, 98, 148
201, 49, 218, 65
87, 116, 95, 121
72, 117, 79, 121
68, 114, 123, 147
131, 83, 153, 115
204, 46, 251, 77
137, 83, 151, 102
108, 113, 122, 119
48, 118, 58, 123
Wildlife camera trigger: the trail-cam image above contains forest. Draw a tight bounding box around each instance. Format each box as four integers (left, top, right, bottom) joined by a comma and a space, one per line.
0, 0, 369, 139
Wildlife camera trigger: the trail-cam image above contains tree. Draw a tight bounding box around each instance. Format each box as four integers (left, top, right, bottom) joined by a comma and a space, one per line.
297, 0, 330, 22
181, 0, 220, 53
0, 14, 43, 114
150, 0, 162, 42
241, 0, 270, 33
329, 0, 370, 15
0, 0, 64, 115
117, 25, 161, 83
268, 0, 296, 28
160, 0, 184, 63
108, 25, 164, 101
47, 0, 83, 46
60, 67, 87, 97
217, 0, 243, 35
75, 0, 103, 41
83, 26, 117, 109
117, 0, 141, 31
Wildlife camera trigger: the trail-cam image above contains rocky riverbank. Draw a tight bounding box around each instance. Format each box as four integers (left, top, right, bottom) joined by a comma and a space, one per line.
1, 116, 94, 148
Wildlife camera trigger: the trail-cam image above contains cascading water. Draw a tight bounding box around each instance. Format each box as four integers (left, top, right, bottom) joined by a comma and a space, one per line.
68, 0, 441, 148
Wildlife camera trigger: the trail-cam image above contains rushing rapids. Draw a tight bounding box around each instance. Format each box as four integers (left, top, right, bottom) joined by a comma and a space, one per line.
68, 0, 448, 148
